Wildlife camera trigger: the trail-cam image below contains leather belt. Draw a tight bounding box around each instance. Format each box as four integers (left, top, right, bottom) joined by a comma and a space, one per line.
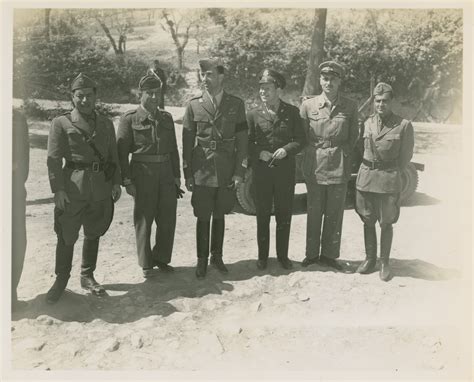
131, 153, 170, 163
310, 137, 338, 149
197, 137, 235, 150
65, 161, 104, 172
362, 158, 398, 170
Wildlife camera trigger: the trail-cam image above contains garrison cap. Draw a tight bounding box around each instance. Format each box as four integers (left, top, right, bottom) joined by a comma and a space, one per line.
138, 74, 162, 90
319, 61, 344, 78
259, 69, 286, 89
199, 58, 225, 72
373, 82, 393, 96
71, 73, 96, 91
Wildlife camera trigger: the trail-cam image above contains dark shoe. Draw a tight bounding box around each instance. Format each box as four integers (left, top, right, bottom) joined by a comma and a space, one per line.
196, 258, 208, 279
318, 256, 344, 271
143, 268, 157, 279
379, 260, 392, 281
256, 259, 267, 270
210, 255, 228, 274
46, 277, 69, 304
80, 274, 106, 295
278, 258, 293, 270
356, 258, 377, 274
156, 261, 175, 273
301, 257, 319, 267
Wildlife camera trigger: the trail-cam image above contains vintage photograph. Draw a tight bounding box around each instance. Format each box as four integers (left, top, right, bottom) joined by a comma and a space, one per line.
3, 3, 471, 381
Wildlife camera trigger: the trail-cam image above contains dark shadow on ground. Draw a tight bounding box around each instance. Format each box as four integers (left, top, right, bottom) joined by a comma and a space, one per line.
27, 197, 54, 206
402, 192, 441, 207
29, 131, 48, 150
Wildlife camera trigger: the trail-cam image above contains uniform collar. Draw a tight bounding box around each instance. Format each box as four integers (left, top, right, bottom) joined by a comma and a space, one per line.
137, 105, 162, 122
321, 92, 340, 109
71, 108, 96, 123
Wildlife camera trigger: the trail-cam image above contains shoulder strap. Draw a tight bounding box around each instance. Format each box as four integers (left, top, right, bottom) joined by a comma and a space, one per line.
65, 114, 106, 163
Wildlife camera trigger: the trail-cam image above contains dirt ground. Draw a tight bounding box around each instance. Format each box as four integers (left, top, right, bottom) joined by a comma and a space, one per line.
7, 107, 472, 380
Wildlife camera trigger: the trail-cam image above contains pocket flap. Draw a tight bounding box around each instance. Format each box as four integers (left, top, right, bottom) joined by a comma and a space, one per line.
131, 123, 151, 131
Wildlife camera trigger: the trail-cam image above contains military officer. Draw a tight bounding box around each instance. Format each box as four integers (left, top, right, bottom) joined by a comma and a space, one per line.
355, 82, 414, 281
299, 61, 359, 271
117, 74, 181, 278
46, 73, 122, 304
247, 69, 305, 270
182, 58, 248, 279
12, 108, 29, 310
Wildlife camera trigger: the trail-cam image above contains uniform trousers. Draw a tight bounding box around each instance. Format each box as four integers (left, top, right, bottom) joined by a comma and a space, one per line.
305, 181, 347, 259
254, 158, 295, 260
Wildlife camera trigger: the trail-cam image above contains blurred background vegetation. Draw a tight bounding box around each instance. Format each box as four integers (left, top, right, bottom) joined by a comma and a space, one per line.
13, 8, 463, 123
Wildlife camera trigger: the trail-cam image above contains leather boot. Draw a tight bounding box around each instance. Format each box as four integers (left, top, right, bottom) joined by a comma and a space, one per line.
80, 237, 105, 295
46, 275, 70, 304
380, 224, 393, 281
196, 219, 210, 279
210, 218, 228, 273
47, 236, 73, 304
357, 224, 377, 274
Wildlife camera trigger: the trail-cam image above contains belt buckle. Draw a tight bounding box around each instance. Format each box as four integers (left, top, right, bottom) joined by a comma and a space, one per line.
209, 141, 217, 150
92, 162, 100, 172
371, 161, 377, 170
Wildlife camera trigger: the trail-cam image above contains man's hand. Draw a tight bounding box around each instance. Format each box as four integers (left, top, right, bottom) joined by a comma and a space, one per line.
125, 184, 136, 197
229, 175, 243, 190
185, 177, 194, 192
273, 148, 287, 160
54, 190, 70, 211
259, 150, 273, 162
112, 184, 122, 202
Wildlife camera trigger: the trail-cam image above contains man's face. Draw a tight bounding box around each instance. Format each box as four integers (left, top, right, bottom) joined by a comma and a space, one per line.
259, 82, 279, 105
374, 92, 393, 117
320, 73, 341, 98
200, 67, 224, 95
140, 88, 161, 112
72, 88, 96, 115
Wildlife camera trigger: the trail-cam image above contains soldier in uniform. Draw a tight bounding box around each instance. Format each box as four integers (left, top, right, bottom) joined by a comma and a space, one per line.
117, 74, 181, 278
355, 82, 414, 281
247, 69, 305, 270
46, 73, 122, 304
182, 58, 248, 279
299, 61, 359, 271
12, 108, 29, 310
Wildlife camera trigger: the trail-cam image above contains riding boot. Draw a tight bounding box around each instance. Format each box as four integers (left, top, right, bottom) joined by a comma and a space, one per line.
357, 224, 377, 274
46, 236, 73, 304
210, 218, 228, 273
380, 224, 393, 281
80, 237, 105, 295
196, 219, 210, 279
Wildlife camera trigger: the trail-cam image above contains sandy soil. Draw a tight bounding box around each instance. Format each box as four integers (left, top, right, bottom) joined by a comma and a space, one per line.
8, 109, 472, 380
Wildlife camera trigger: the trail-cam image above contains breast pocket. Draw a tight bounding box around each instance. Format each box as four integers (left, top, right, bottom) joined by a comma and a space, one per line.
377, 133, 401, 158
194, 116, 212, 135
331, 113, 350, 140
65, 128, 86, 152
132, 123, 153, 146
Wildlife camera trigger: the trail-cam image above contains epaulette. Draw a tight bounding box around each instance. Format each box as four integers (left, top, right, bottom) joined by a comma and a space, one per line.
160, 109, 173, 120
60, 110, 72, 116
189, 92, 203, 101
123, 109, 137, 116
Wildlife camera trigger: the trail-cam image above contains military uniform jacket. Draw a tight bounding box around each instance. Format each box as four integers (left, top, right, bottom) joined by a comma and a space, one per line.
116, 106, 180, 182
247, 100, 306, 163
182, 91, 248, 187
356, 113, 414, 193
299, 93, 359, 184
47, 108, 121, 201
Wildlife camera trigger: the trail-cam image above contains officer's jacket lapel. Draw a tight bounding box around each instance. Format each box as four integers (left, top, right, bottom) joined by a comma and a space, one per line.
255, 103, 273, 124
376, 114, 396, 140
272, 102, 285, 126
71, 108, 94, 136
200, 92, 217, 119
214, 91, 232, 123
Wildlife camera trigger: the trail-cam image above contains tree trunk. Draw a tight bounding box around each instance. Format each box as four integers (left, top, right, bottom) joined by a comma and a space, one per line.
96, 18, 120, 55
44, 9, 51, 42
177, 47, 184, 70
302, 9, 327, 97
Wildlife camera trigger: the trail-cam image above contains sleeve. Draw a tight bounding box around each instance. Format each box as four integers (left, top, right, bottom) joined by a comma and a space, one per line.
182, 103, 197, 180
299, 102, 311, 143
247, 110, 260, 162
46, 118, 66, 193
356, 119, 366, 156
107, 121, 122, 185
282, 106, 306, 156
116, 114, 133, 183
233, 100, 249, 178
12, 111, 30, 184
169, 117, 181, 179
348, 101, 360, 150
398, 121, 414, 169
